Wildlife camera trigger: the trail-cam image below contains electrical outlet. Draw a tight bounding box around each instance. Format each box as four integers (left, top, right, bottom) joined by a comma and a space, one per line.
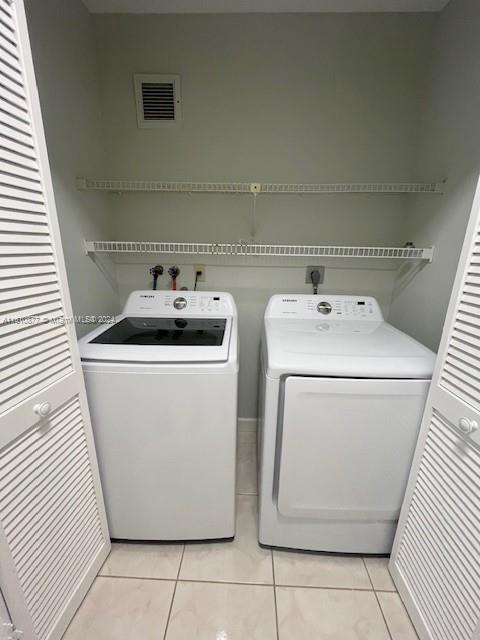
305, 265, 325, 284
194, 264, 206, 282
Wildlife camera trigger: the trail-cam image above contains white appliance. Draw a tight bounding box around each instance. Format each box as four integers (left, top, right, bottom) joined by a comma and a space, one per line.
79, 290, 238, 541
258, 294, 436, 554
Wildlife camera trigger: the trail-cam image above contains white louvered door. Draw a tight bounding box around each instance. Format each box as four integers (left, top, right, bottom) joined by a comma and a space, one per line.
0, 2, 110, 640
389, 176, 480, 640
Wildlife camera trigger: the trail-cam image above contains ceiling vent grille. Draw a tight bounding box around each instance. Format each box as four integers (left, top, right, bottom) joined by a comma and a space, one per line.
134, 74, 182, 128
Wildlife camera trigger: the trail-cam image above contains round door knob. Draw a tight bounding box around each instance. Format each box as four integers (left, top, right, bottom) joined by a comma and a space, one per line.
458, 417, 479, 434
34, 401, 52, 418
173, 296, 187, 310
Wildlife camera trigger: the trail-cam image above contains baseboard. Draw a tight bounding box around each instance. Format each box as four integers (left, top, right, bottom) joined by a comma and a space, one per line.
238, 417, 257, 432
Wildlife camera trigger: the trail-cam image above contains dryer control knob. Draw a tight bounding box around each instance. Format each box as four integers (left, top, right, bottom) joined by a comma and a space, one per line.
173, 296, 187, 310
317, 301, 332, 315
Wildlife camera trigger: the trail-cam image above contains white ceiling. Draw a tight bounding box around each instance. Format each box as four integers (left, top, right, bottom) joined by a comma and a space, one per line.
83, 0, 450, 14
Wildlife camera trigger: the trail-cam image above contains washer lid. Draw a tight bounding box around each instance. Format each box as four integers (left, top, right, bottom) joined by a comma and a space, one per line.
79, 314, 232, 363
264, 318, 436, 379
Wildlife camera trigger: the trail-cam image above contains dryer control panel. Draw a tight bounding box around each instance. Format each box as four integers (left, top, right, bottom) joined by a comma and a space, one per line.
265, 295, 383, 320
123, 291, 237, 317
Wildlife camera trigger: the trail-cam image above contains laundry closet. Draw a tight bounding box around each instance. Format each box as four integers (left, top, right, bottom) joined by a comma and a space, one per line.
0, 0, 479, 639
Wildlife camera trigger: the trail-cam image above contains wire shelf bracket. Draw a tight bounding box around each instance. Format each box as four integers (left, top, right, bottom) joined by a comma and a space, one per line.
84, 240, 434, 262
77, 178, 445, 195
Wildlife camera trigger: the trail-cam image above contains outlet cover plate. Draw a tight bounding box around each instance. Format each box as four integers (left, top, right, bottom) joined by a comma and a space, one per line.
305, 265, 325, 284
194, 264, 206, 282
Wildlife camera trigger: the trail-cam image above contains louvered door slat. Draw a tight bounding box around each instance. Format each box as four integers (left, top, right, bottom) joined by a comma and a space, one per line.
0, 184, 44, 204
0, 417, 83, 525
0, 281, 59, 303
0, 96, 28, 127
0, 107, 31, 136
1, 271, 57, 288
0, 234, 49, 247
0, 243, 51, 255
0, 80, 26, 111
399, 540, 456, 640
0, 197, 46, 214
0, 262, 56, 278
1, 354, 72, 411
0, 129, 35, 157
2, 340, 70, 382
0, 296, 61, 324
1, 330, 68, 371
0, 218, 48, 234
0, 6, 15, 33
0, 172, 41, 193
0, 123, 33, 152
3, 454, 91, 558
0, 71, 25, 104
0, 32, 20, 65
0, 252, 52, 265
0, 54, 22, 82
448, 341, 480, 371
0, 321, 63, 356
0, 197, 45, 219
0, 162, 39, 184
456, 316, 480, 338
0, 263, 56, 286
13, 466, 92, 571
0, 148, 37, 174
444, 351, 480, 383
457, 307, 480, 324
0, 297, 61, 324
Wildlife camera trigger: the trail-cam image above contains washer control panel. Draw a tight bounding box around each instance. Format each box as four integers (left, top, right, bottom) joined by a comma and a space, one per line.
266, 295, 383, 321
124, 291, 236, 316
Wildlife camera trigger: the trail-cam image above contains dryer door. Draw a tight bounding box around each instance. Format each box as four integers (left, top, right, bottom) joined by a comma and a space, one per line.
276, 377, 429, 523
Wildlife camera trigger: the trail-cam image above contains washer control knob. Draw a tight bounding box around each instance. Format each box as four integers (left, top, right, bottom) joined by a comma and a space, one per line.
34, 401, 52, 418
317, 301, 332, 315
459, 417, 479, 434
173, 296, 187, 310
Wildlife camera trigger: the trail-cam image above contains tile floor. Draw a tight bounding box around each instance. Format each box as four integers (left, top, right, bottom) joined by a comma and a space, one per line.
63, 427, 418, 640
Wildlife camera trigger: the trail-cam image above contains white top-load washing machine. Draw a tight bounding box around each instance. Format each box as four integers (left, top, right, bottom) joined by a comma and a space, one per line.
258, 294, 436, 554
79, 290, 238, 541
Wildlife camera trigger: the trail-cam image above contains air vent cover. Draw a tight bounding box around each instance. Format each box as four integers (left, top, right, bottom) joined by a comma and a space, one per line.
134, 74, 182, 128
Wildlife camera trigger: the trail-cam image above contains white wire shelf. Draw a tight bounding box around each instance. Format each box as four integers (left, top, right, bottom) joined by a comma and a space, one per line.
84, 241, 434, 261
77, 178, 444, 195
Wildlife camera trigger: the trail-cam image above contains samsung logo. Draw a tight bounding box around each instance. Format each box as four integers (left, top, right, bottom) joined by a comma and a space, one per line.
140, 294, 155, 298
282, 298, 298, 302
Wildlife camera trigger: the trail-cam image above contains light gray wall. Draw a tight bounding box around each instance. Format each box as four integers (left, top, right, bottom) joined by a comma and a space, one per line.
93, 12, 436, 417
389, 0, 480, 350
25, 0, 118, 336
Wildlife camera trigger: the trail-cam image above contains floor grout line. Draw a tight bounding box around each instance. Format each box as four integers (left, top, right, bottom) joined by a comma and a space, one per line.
271, 550, 281, 640
100, 574, 177, 582
162, 545, 185, 640
274, 583, 375, 592
98, 573, 398, 593
363, 557, 393, 640
178, 578, 274, 587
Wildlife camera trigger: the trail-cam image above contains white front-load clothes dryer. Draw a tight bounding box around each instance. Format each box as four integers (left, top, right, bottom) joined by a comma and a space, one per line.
257, 294, 436, 554
79, 291, 238, 541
